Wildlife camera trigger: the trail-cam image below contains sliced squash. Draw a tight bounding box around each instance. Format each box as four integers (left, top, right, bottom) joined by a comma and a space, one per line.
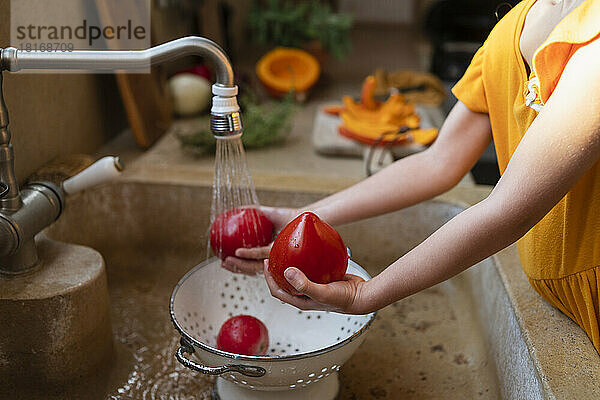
323, 104, 344, 116
256, 47, 321, 97
360, 75, 378, 110
340, 111, 400, 137
412, 128, 439, 145
338, 126, 409, 146
333, 75, 438, 146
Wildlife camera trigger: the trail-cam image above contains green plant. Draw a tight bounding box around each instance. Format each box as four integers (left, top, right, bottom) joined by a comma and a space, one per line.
176, 93, 297, 155
247, 0, 353, 60
239, 92, 297, 148
305, 2, 353, 60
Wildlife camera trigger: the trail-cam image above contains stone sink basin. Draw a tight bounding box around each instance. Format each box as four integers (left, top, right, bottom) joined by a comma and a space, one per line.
9, 175, 600, 399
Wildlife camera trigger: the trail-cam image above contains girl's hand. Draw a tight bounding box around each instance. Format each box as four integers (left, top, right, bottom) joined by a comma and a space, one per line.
263, 260, 372, 314
221, 206, 298, 275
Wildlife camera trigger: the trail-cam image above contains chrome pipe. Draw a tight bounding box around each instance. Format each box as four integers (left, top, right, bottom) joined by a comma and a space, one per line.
0, 35, 242, 274
0, 72, 21, 211
0, 36, 235, 87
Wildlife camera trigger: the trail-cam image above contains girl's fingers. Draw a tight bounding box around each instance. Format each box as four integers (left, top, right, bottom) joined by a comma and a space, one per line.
264, 261, 296, 302
283, 268, 365, 307
283, 267, 334, 304
234, 244, 272, 260
221, 261, 242, 274
276, 292, 325, 311
263, 261, 366, 313
264, 263, 326, 310
263, 261, 363, 313
222, 256, 263, 275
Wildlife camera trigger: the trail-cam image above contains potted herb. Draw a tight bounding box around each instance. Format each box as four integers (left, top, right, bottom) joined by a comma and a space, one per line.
176, 92, 297, 155
247, 0, 353, 60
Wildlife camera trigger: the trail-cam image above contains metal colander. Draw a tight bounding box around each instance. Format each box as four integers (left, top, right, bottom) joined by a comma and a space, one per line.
170, 257, 375, 394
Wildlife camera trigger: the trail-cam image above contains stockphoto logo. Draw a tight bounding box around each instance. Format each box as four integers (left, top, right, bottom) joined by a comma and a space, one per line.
16, 20, 147, 46
11, 0, 151, 73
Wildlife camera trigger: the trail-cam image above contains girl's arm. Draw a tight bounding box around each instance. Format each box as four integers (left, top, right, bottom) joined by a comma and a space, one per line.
300, 101, 492, 226
226, 101, 492, 274
267, 40, 600, 314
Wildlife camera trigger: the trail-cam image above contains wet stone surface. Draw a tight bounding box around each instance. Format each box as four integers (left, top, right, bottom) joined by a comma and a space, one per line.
338, 285, 498, 400
9, 249, 498, 400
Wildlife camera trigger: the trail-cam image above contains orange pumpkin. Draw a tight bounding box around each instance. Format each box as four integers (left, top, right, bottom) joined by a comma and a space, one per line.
256, 48, 321, 100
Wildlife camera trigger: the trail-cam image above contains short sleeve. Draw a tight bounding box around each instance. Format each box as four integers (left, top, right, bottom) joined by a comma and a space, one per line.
451, 44, 489, 114
533, 0, 600, 104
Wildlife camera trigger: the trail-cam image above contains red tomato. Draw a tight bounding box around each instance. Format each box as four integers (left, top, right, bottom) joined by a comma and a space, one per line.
268, 212, 348, 294
217, 315, 269, 356
210, 208, 274, 260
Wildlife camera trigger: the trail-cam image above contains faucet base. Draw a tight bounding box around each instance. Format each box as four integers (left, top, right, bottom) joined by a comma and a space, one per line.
0, 236, 112, 392
0, 182, 64, 275
0, 238, 40, 276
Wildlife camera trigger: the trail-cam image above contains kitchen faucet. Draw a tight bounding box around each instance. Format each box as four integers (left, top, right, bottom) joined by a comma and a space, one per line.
0, 36, 242, 275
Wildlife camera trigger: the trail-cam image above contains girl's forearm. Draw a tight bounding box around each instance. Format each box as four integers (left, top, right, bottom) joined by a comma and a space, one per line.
299, 102, 492, 226
360, 195, 531, 312
300, 148, 458, 226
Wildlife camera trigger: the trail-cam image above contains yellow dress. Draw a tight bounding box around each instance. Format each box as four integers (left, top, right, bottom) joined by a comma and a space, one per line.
452, 0, 600, 351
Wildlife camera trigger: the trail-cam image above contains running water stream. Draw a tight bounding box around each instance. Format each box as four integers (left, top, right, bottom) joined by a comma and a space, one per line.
208, 136, 264, 259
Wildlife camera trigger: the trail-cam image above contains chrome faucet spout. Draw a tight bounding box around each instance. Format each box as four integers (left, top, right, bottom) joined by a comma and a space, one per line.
0, 35, 241, 275
0, 36, 235, 87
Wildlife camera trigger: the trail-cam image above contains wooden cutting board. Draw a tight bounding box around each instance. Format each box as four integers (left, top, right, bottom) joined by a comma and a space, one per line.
93, 0, 172, 148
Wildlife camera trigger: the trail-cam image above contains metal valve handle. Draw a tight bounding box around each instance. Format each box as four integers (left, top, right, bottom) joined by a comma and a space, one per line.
175, 339, 266, 378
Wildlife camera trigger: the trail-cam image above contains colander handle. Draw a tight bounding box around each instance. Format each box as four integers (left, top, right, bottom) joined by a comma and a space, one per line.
176, 340, 266, 378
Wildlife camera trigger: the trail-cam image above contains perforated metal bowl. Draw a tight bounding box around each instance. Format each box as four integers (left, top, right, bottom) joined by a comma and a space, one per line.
170, 257, 376, 392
